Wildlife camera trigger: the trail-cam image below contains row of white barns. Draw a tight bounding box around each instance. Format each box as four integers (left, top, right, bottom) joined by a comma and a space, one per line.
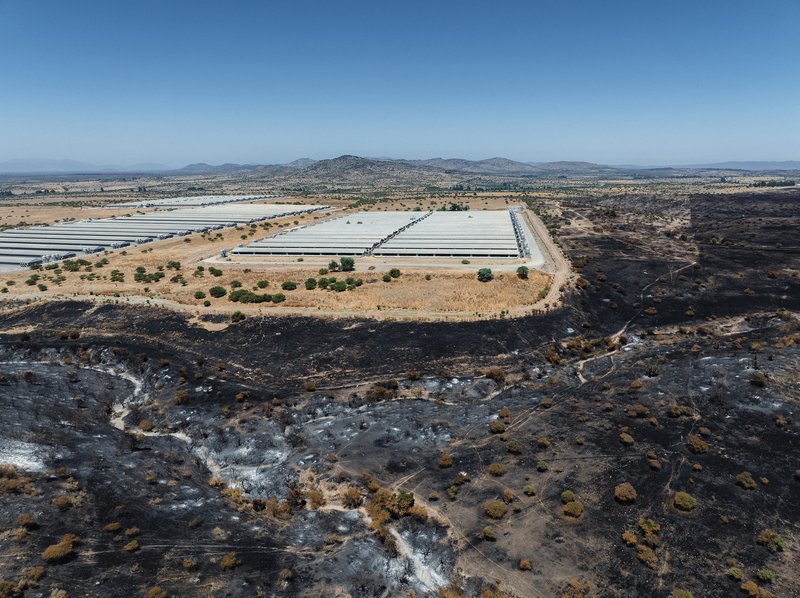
232, 211, 427, 256
375, 210, 525, 258
110, 194, 283, 209
0, 203, 325, 268
232, 209, 527, 258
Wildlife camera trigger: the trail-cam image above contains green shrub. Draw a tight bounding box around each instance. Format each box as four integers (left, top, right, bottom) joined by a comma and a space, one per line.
673, 492, 697, 511
340, 257, 355, 271
230, 280, 242, 288
304, 278, 317, 290
516, 266, 529, 279
484, 500, 507, 519
194, 291, 206, 300
332, 281, 347, 292
256, 280, 269, 288
382, 274, 392, 282
389, 268, 401, 278
477, 268, 493, 282
281, 281, 297, 291
271, 293, 286, 303
231, 311, 245, 323
209, 286, 227, 298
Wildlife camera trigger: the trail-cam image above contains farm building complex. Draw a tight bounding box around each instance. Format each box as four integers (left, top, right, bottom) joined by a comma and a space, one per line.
232, 208, 539, 260
0, 203, 325, 269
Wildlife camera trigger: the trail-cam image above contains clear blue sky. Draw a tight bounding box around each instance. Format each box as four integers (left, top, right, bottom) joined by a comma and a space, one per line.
1, 0, 798, 167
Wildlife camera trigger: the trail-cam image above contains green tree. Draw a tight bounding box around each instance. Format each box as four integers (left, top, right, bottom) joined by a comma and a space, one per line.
305, 278, 317, 290
389, 268, 401, 278
209, 286, 227, 298
339, 256, 355, 271
516, 266, 529, 279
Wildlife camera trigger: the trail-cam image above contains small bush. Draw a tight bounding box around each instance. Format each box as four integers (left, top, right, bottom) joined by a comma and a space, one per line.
486, 367, 506, 384
756, 528, 785, 552
231, 311, 245, 323
193, 290, 206, 300
389, 268, 401, 278
523, 484, 536, 496
489, 420, 506, 434
519, 559, 532, 571
123, 539, 139, 552
563, 501, 584, 518
736, 471, 757, 490
341, 486, 362, 509
673, 492, 697, 511
614, 482, 637, 504
438, 452, 453, 468
488, 463, 506, 477
476, 268, 493, 282
382, 274, 392, 282
304, 278, 317, 290
636, 544, 658, 569
484, 500, 507, 519
219, 551, 241, 570
560, 490, 575, 504
209, 286, 226, 298
756, 569, 774, 583
281, 281, 297, 291
41, 534, 78, 563
516, 266, 529, 279
687, 434, 709, 454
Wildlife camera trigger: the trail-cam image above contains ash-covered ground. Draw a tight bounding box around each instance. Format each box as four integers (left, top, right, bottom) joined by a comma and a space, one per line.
1, 190, 798, 598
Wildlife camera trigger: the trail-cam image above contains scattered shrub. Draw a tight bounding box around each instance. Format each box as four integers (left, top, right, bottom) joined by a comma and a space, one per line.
560, 490, 575, 504
209, 286, 226, 298
673, 492, 697, 512
516, 266, 529, 279
636, 544, 658, 569
41, 534, 78, 563
563, 501, 584, 518
488, 463, 506, 477
123, 539, 139, 552
438, 452, 453, 468
519, 559, 532, 571
219, 551, 241, 570
614, 482, 637, 504
687, 434, 709, 454
476, 268, 494, 282
737, 471, 757, 490
484, 500, 508, 519
341, 486, 362, 509
756, 528, 785, 552
489, 420, 506, 434
523, 484, 536, 496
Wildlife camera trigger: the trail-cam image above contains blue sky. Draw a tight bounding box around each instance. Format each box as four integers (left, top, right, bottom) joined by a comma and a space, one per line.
1, 0, 798, 166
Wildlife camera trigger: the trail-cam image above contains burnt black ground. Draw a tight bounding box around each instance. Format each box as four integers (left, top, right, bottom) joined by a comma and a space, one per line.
0, 190, 798, 598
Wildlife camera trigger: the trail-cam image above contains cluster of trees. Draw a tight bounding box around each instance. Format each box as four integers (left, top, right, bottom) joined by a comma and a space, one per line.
751, 180, 796, 188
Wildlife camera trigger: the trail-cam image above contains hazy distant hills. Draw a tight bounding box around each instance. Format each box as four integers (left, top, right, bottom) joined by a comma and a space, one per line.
0, 158, 172, 174
682, 161, 800, 171
174, 163, 263, 174
1, 156, 798, 177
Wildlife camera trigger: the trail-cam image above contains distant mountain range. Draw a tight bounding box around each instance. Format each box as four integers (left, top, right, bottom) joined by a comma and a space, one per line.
1, 156, 798, 176
0, 158, 172, 174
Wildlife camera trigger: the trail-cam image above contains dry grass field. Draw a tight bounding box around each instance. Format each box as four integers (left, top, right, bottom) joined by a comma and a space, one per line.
0, 200, 553, 319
